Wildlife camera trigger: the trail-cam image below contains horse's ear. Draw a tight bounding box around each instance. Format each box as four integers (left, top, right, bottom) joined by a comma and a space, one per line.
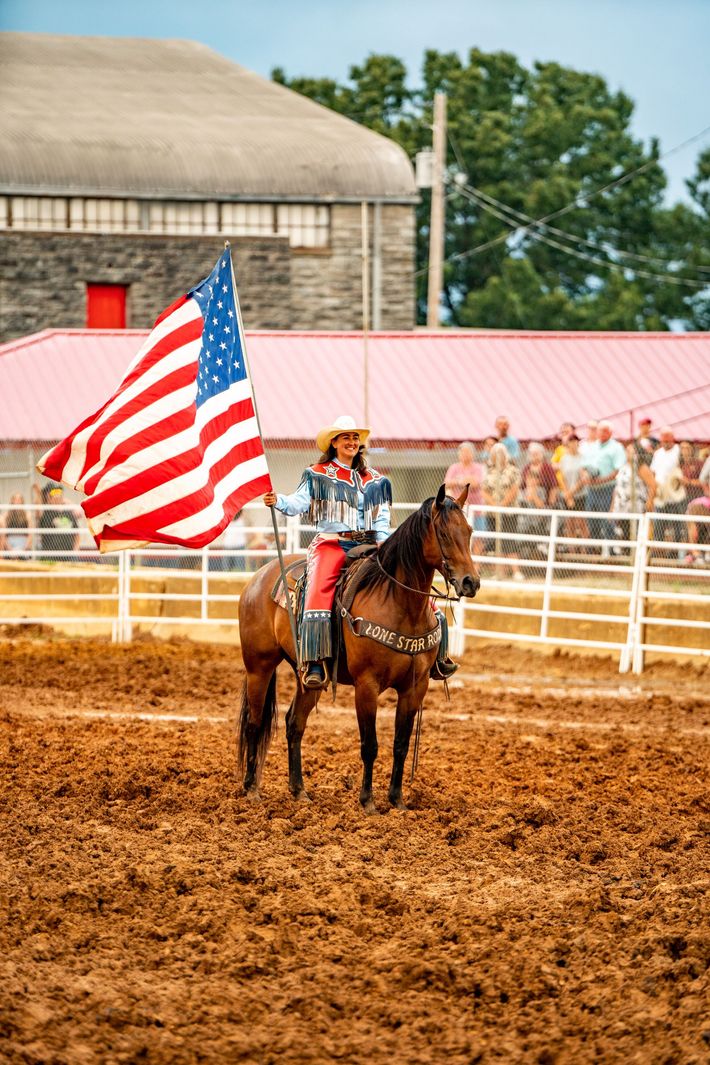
455, 485, 469, 509
435, 484, 447, 509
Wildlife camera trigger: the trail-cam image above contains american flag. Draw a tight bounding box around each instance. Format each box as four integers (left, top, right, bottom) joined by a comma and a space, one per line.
38, 249, 272, 552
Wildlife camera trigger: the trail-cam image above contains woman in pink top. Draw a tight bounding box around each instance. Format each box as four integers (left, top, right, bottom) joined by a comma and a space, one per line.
445, 441, 485, 558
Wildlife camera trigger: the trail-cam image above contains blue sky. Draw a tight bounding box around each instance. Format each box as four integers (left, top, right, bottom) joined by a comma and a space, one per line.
3, 0, 709, 204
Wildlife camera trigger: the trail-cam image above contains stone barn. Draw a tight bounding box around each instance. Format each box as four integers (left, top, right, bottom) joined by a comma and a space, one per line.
0, 32, 417, 342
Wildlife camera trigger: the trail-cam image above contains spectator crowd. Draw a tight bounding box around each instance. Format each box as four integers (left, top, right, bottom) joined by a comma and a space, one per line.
1, 416, 709, 575
445, 415, 710, 575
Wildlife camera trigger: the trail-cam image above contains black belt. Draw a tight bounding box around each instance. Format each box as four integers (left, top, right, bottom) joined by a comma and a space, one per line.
338, 531, 376, 543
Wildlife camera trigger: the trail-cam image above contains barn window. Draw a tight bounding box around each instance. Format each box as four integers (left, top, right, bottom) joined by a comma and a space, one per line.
221, 202, 275, 236
0, 195, 331, 246
9, 196, 67, 230
276, 204, 330, 247
71, 199, 141, 232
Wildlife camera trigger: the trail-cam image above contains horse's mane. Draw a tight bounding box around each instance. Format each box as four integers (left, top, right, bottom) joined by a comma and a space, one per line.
348, 495, 457, 600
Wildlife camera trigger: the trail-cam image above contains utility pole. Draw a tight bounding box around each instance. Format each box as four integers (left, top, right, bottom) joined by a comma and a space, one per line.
361, 201, 370, 426
426, 90, 447, 328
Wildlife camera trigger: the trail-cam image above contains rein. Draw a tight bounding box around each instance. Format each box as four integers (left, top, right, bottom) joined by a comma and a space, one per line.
375, 554, 458, 601
374, 504, 464, 602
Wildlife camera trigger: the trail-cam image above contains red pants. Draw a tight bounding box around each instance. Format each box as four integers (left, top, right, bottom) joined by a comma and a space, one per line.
300, 535, 352, 661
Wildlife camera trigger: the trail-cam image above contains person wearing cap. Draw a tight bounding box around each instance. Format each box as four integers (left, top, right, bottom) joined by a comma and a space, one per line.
38, 482, 80, 560
635, 416, 659, 458
631, 417, 659, 509
264, 415, 457, 690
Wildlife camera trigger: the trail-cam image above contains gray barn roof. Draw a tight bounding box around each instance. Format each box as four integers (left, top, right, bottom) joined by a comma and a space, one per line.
0, 32, 417, 203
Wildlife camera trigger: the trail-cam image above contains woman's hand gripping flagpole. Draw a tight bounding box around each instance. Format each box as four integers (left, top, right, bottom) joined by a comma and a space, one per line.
226, 243, 301, 674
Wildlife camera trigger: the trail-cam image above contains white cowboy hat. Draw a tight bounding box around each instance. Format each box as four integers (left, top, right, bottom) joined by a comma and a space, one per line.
316, 414, 370, 453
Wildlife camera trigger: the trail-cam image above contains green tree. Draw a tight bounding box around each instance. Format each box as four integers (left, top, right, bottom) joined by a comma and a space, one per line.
274, 50, 709, 330
685, 147, 710, 329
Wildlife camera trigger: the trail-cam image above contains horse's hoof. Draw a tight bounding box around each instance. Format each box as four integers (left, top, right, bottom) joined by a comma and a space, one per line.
389, 796, 408, 811
292, 789, 311, 803
244, 787, 262, 803
360, 797, 378, 815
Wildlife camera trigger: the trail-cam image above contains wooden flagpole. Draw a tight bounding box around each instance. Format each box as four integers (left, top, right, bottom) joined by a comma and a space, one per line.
225, 242, 301, 672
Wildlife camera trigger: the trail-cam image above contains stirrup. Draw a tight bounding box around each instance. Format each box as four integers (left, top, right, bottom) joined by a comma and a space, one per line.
301, 661, 329, 691
430, 656, 459, 680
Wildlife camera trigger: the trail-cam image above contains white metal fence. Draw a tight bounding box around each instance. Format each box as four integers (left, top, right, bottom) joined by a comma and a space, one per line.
1, 502, 708, 673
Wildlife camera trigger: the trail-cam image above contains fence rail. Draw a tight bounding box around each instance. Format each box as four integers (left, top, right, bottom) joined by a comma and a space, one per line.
1, 503, 708, 673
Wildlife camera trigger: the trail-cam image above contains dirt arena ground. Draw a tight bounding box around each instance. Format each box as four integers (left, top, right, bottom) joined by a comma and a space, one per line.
1, 633, 708, 1064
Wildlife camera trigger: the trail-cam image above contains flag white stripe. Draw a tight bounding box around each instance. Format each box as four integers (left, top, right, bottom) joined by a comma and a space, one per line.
158, 453, 270, 538
122, 299, 202, 377
77, 383, 196, 491
87, 410, 261, 534
63, 332, 202, 488
86, 379, 254, 499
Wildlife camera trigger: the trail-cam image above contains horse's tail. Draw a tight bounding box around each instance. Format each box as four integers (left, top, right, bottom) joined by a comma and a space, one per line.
237, 671, 278, 776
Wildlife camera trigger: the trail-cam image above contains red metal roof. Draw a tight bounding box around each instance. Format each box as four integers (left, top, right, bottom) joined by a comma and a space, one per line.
1, 328, 708, 443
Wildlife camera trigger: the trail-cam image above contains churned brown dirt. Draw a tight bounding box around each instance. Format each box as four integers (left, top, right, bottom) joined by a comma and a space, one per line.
1, 635, 708, 1064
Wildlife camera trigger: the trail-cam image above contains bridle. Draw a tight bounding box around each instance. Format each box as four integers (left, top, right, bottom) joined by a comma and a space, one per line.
374, 501, 469, 601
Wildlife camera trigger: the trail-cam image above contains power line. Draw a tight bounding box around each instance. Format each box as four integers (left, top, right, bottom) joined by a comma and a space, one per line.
444, 122, 710, 266
454, 184, 710, 289
460, 181, 710, 275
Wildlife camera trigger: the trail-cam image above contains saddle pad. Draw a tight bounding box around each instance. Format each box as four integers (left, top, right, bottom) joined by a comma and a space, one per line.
271, 559, 306, 610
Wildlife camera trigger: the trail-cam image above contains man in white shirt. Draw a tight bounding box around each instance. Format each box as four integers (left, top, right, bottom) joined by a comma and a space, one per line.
650, 427, 685, 551
579, 420, 599, 464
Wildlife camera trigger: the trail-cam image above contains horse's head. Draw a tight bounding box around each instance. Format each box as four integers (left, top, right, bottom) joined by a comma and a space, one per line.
430, 484, 480, 599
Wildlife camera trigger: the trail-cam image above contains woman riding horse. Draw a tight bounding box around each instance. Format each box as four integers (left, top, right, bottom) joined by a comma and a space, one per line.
263, 414, 458, 690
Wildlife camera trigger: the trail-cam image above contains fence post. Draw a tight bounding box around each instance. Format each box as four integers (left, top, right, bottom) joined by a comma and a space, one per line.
117, 550, 131, 643
631, 513, 650, 675
621, 512, 648, 673
201, 547, 209, 622
449, 598, 466, 656
124, 551, 133, 643
539, 512, 558, 640
115, 551, 124, 644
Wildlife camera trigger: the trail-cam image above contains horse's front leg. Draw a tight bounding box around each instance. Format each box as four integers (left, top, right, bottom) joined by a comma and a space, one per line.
355, 678, 380, 814
239, 664, 279, 799
285, 687, 319, 800
388, 674, 430, 810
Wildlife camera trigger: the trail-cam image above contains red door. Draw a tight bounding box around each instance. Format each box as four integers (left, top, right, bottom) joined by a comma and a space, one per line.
86, 284, 127, 328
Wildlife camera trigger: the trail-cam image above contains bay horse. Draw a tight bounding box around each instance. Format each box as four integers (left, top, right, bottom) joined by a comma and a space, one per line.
237, 485, 479, 811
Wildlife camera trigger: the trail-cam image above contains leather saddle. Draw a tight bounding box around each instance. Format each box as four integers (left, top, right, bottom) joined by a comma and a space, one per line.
270, 546, 378, 683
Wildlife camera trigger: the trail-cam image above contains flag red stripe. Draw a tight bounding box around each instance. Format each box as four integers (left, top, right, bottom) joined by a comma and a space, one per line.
153, 294, 191, 328
91, 434, 267, 544
41, 304, 200, 485
40, 393, 117, 482
76, 322, 201, 482
81, 397, 257, 519
113, 314, 201, 398
79, 363, 198, 491
96, 473, 272, 550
